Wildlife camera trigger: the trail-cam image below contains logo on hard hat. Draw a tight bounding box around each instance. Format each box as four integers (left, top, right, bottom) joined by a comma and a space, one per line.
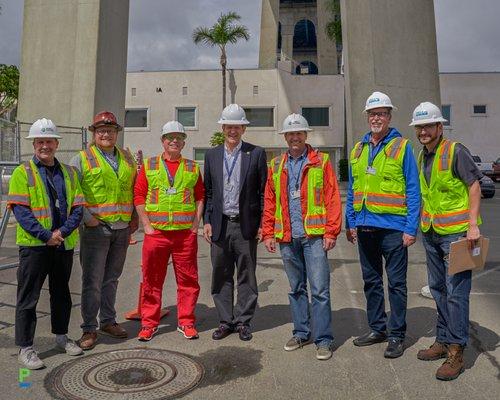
369, 98, 380, 104
416, 111, 428, 117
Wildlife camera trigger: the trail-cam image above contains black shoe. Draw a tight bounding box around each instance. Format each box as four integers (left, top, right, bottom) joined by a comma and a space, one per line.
384, 338, 405, 358
353, 331, 387, 347
237, 325, 253, 341
212, 325, 233, 340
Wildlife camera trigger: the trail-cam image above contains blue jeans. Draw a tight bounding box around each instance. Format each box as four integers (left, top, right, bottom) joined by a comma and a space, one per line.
422, 230, 471, 346
279, 237, 333, 346
357, 228, 408, 339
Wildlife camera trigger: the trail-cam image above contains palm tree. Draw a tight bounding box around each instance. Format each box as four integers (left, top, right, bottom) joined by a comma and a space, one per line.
193, 12, 250, 109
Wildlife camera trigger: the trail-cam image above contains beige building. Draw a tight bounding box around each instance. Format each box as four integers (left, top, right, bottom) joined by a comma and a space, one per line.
124, 63, 345, 168
439, 72, 500, 163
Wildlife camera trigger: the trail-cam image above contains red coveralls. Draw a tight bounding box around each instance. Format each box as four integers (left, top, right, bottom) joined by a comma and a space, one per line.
134, 158, 204, 328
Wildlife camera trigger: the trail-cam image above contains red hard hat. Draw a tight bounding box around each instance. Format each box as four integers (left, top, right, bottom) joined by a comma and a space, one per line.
89, 111, 122, 132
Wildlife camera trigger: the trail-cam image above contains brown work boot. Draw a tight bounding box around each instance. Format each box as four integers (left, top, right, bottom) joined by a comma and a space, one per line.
436, 344, 465, 381
417, 341, 448, 361
77, 332, 97, 350
99, 323, 128, 338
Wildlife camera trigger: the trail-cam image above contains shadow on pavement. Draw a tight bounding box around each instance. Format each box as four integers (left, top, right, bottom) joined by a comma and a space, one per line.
194, 346, 263, 389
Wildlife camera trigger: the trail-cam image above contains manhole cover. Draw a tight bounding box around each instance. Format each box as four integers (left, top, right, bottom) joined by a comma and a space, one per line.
45, 348, 204, 400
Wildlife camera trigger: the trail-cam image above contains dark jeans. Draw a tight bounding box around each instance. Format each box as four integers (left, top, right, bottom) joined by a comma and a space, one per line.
15, 246, 74, 347
357, 228, 408, 339
422, 230, 471, 346
211, 219, 258, 328
80, 224, 130, 332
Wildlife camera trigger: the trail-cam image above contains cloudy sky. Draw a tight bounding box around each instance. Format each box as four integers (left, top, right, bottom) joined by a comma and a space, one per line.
1, 0, 500, 72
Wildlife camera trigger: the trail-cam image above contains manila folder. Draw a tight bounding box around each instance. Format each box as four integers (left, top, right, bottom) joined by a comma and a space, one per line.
449, 236, 489, 275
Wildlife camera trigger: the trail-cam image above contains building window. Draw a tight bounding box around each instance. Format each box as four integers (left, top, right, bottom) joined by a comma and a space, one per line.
293, 19, 317, 50
176, 107, 196, 127
296, 61, 318, 75
182, 86, 188, 95
194, 148, 209, 162
473, 104, 487, 115
301, 107, 329, 126
243, 107, 274, 127
441, 105, 451, 126
131, 88, 136, 96
125, 108, 148, 128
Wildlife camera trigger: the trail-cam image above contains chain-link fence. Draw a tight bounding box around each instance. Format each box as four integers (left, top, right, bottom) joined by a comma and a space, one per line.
17, 121, 87, 164
0, 118, 19, 164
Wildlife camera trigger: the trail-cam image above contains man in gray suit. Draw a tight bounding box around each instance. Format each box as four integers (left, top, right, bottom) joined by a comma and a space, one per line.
203, 104, 267, 341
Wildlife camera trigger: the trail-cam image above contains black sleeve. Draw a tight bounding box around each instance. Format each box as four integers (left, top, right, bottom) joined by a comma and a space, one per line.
257, 147, 268, 214
203, 150, 212, 225
452, 143, 483, 186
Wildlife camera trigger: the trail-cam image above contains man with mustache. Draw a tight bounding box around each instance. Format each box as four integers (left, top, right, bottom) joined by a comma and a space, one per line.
346, 92, 421, 359
410, 102, 481, 380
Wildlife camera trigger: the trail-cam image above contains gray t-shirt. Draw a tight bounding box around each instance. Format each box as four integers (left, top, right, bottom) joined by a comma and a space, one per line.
421, 140, 482, 186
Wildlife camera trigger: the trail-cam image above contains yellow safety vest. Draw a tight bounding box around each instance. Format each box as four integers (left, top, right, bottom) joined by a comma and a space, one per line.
7, 160, 85, 249
79, 145, 136, 222
271, 151, 329, 240
144, 156, 199, 231
419, 139, 480, 234
350, 137, 408, 215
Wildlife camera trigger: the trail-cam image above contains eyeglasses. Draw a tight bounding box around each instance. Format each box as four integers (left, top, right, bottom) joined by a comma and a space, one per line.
368, 111, 390, 118
415, 123, 438, 132
95, 129, 117, 136
162, 134, 185, 142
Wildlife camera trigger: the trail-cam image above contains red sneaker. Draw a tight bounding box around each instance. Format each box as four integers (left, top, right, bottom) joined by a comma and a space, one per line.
177, 325, 199, 339
137, 326, 158, 341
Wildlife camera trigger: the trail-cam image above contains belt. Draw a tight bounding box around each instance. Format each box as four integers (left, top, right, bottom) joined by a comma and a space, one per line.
224, 214, 240, 222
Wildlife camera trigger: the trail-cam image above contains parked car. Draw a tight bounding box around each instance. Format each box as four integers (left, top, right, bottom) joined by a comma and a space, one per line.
479, 175, 495, 199
472, 155, 494, 177
491, 157, 500, 182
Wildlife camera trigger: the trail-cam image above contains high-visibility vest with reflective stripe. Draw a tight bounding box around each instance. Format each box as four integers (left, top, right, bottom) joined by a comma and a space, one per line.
79, 145, 136, 222
419, 139, 479, 234
271, 152, 329, 239
350, 137, 408, 215
7, 160, 85, 249
144, 156, 199, 231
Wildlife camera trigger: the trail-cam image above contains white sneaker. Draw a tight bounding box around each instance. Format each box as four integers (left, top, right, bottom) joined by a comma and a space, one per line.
18, 348, 45, 370
56, 338, 83, 356
421, 285, 433, 299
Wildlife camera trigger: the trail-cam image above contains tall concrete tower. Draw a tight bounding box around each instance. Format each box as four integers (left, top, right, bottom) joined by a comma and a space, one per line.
259, 0, 340, 75
340, 0, 441, 149
17, 0, 130, 160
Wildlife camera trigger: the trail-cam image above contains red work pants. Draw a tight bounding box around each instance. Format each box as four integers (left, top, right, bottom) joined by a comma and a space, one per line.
141, 229, 200, 327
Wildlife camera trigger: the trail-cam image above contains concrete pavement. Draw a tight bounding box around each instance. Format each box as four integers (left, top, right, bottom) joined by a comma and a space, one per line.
0, 189, 499, 399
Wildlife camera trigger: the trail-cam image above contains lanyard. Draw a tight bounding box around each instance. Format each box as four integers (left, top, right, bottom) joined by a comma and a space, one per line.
96, 147, 119, 174
162, 158, 176, 187
224, 150, 240, 183
289, 157, 306, 190
45, 167, 59, 204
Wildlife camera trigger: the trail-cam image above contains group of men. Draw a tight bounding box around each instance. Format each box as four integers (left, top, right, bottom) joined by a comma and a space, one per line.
8, 93, 481, 381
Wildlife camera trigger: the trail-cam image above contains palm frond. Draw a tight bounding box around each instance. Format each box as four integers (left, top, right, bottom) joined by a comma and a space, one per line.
192, 27, 217, 47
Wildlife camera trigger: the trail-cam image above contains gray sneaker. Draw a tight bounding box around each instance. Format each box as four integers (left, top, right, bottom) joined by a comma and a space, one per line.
56, 338, 83, 356
316, 344, 333, 360
284, 336, 312, 351
18, 348, 45, 370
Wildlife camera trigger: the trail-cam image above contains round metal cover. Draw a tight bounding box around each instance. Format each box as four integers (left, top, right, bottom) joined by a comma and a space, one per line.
45, 348, 204, 400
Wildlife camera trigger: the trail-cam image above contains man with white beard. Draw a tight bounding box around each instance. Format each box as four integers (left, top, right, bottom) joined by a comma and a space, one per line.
345, 92, 421, 359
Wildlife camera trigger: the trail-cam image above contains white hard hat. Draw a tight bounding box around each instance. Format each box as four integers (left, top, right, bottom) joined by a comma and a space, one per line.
161, 120, 186, 138
364, 91, 396, 112
279, 113, 312, 134
409, 102, 447, 126
217, 104, 249, 125
25, 118, 62, 139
